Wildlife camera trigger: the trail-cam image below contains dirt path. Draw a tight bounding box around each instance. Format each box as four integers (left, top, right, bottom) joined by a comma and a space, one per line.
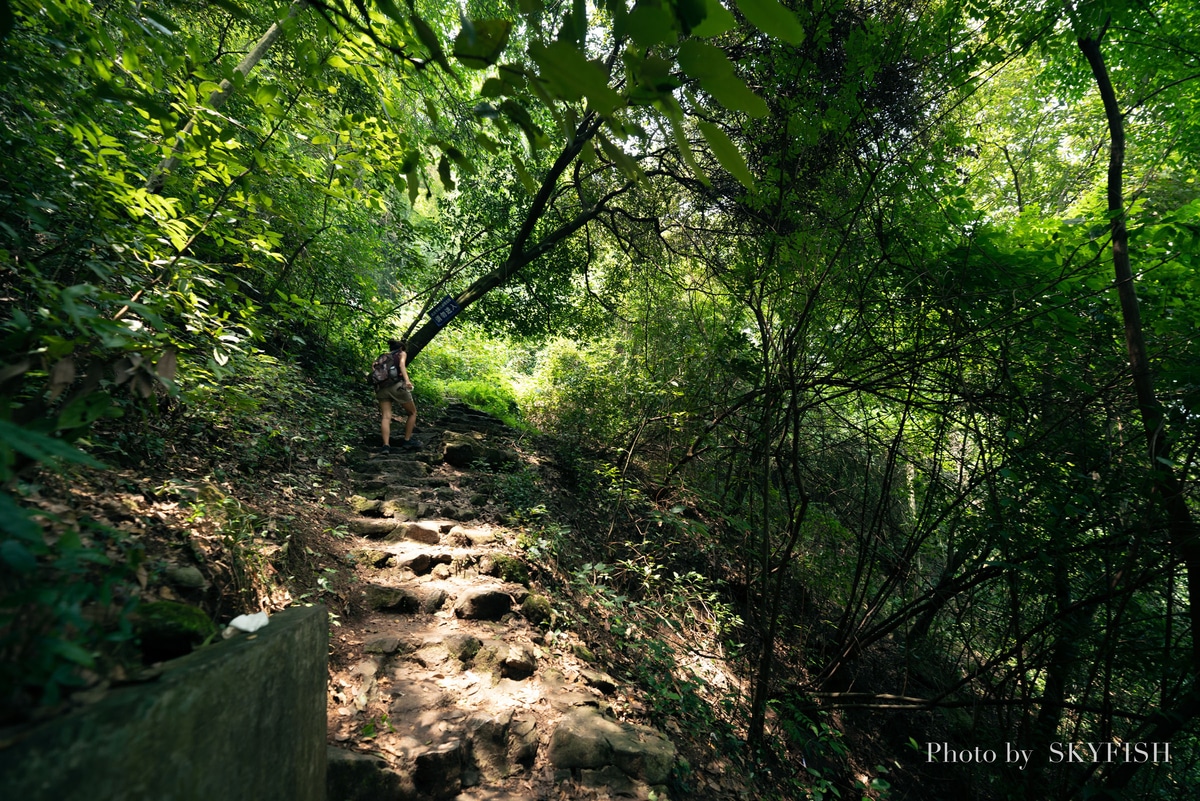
325, 403, 675, 801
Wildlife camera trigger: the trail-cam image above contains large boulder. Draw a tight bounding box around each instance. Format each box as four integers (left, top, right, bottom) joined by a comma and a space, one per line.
380, 498, 419, 521
548, 706, 621, 769
453, 587, 513, 620
327, 746, 415, 801
443, 432, 484, 468
463, 709, 540, 783
346, 548, 392, 569
549, 706, 676, 786
387, 520, 442, 544
413, 740, 464, 800
420, 587, 448, 613
347, 495, 382, 515
348, 517, 401, 538
520, 594, 552, 625
473, 639, 536, 680
363, 585, 421, 613
467, 710, 514, 782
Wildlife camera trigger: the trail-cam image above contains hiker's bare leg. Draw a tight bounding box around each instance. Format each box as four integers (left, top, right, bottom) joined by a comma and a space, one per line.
379, 399, 392, 446
402, 400, 417, 441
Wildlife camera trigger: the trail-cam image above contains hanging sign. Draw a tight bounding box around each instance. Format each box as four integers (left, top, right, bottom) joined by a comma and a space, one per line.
429, 295, 461, 329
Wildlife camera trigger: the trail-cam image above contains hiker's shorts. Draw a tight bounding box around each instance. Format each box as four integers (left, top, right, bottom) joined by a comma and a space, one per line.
376, 383, 413, 405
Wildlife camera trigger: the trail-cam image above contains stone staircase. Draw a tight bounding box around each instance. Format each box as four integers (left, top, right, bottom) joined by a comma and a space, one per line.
326, 403, 676, 801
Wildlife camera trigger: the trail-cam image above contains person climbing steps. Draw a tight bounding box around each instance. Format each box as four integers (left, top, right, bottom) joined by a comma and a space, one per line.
373, 338, 420, 452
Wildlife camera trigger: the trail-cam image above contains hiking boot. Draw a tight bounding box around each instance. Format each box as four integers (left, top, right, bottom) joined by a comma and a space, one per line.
377, 445, 392, 455
401, 438, 422, 450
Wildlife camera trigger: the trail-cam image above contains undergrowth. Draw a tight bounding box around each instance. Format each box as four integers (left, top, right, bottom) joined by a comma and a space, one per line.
1, 352, 360, 724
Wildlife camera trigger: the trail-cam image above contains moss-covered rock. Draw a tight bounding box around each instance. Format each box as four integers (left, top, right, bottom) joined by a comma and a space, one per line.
136, 600, 217, 663
520, 594, 552, 625
380, 498, 418, 520
491, 555, 529, 585
347, 495, 382, 515
346, 549, 392, 569
445, 634, 482, 662
443, 433, 484, 468
472, 642, 502, 677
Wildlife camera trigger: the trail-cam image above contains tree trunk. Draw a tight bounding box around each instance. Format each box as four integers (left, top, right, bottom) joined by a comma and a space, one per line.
1077, 28, 1200, 796
146, 0, 310, 193
405, 113, 630, 361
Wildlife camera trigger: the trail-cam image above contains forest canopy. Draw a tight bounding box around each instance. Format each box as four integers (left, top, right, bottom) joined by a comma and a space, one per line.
2, 0, 1199, 797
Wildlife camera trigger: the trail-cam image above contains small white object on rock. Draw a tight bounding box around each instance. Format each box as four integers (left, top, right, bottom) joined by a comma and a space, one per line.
222, 611, 270, 638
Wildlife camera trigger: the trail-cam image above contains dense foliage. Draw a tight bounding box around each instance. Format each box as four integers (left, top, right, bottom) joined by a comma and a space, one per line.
2, 0, 1199, 797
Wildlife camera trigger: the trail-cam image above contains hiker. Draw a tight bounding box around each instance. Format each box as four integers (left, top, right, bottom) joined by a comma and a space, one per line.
376, 338, 419, 452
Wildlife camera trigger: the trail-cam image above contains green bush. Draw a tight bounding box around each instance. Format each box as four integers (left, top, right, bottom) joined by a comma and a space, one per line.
518, 337, 631, 444
0, 496, 143, 721
444, 379, 524, 427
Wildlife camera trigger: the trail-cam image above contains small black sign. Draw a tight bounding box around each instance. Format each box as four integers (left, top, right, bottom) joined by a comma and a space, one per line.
429, 295, 461, 329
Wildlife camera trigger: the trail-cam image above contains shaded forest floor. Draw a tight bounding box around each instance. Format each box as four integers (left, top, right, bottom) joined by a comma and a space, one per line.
6, 376, 768, 798
8, 367, 929, 800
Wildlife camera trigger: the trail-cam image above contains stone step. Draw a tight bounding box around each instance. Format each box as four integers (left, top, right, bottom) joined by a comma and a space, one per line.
360, 583, 448, 614
348, 517, 507, 546
345, 518, 444, 541
326, 746, 413, 801
353, 461, 431, 482
347, 549, 507, 580
351, 491, 483, 526
335, 402, 680, 801
454, 789, 537, 801
548, 707, 677, 797
358, 576, 531, 617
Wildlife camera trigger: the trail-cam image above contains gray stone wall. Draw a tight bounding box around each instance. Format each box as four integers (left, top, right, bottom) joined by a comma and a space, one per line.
0, 605, 328, 801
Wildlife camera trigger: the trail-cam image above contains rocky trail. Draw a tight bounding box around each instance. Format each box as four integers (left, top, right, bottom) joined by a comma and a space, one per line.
325, 402, 677, 801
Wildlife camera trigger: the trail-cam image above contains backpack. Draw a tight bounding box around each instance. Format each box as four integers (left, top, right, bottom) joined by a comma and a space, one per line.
370, 351, 399, 386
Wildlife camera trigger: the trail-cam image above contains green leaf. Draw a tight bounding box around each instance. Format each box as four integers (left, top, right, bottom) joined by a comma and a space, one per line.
500, 99, 547, 149
410, 13, 456, 75
0, 419, 105, 477
692, 0, 736, 37
375, 0, 406, 25
1, 539, 37, 573
475, 131, 500, 154
674, 0, 709, 32
0, 0, 14, 41
735, 0, 805, 44
529, 41, 623, 116
670, 116, 708, 186
598, 133, 642, 181
49, 638, 96, 668
254, 84, 280, 106
512, 153, 539, 195
407, 167, 420, 203
453, 18, 512, 69
677, 41, 768, 118
631, 54, 680, 95
141, 7, 179, 35
0, 490, 40, 544
627, 3, 678, 48
57, 392, 113, 432
206, 0, 250, 20
437, 154, 455, 191
570, 0, 588, 44
699, 121, 753, 188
